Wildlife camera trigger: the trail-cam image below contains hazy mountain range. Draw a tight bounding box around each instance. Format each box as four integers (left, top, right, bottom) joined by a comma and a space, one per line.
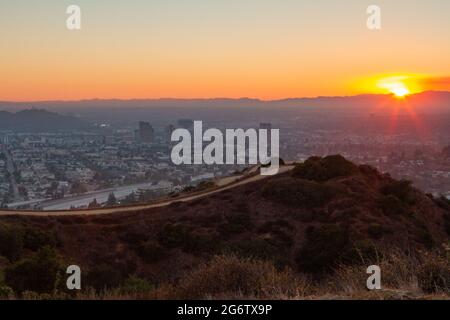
0, 91, 449, 132
1, 91, 449, 113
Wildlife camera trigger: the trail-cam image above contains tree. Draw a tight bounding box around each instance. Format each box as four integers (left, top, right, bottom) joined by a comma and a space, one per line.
45, 181, 59, 198
1, 197, 10, 208
106, 192, 117, 207
123, 191, 137, 204
70, 181, 87, 195
88, 198, 101, 209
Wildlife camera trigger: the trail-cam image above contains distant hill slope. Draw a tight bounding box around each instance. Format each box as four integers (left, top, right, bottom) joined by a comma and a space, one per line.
0, 109, 88, 132
0, 156, 449, 298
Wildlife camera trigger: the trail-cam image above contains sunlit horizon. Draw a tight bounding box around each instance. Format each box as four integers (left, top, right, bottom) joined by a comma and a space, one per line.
3, 88, 450, 103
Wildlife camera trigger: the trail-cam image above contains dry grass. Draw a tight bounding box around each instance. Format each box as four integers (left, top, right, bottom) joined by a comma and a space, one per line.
95, 251, 450, 300
330, 250, 419, 295
148, 255, 311, 300
2, 251, 450, 300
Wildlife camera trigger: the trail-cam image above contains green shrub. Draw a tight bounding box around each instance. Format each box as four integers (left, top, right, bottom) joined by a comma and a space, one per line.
158, 223, 218, 254
257, 219, 294, 233
0, 223, 23, 261
320, 155, 359, 179
377, 195, 410, 216
182, 186, 196, 193
358, 164, 380, 177
434, 196, 450, 211
262, 177, 340, 208
232, 201, 251, 213
442, 212, 450, 236
218, 213, 253, 236
414, 222, 435, 249
86, 264, 124, 291
183, 231, 220, 254
136, 240, 167, 263
120, 276, 154, 294
292, 155, 358, 182
292, 157, 327, 181
257, 220, 294, 248
227, 213, 252, 228
23, 228, 57, 251
381, 180, 417, 205
0, 285, 14, 299
269, 229, 294, 248
4, 246, 63, 294
367, 223, 391, 240
329, 206, 360, 223
225, 237, 290, 268
118, 223, 150, 244
158, 223, 192, 249
296, 225, 350, 274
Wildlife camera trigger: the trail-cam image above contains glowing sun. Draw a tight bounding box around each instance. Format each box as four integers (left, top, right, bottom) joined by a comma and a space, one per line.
377, 76, 411, 98
390, 85, 410, 98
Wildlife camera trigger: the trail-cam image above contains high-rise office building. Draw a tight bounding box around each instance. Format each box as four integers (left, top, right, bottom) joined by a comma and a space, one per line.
165, 124, 176, 143
137, 121, 154, 143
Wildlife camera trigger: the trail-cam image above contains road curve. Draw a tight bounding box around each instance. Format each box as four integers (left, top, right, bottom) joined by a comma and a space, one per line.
0, 166, 294, 217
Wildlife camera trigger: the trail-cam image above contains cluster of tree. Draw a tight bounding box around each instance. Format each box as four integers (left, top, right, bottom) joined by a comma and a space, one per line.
88, 192, 118, 209
45, 181, 65, 200
0, 222, 65, 297
70, 181, 87, 195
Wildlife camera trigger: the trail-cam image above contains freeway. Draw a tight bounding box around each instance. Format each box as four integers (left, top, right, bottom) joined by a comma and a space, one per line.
0, 165, 294, 217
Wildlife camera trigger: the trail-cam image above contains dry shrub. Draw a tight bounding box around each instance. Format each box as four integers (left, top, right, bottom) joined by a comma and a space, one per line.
417, 253, 450, 294
152, 255, 310, 299
326, 251, 450, 299
329, 250, 420, 297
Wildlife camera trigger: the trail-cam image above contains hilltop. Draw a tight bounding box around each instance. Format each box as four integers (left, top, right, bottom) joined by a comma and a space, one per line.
0, 109, 89, 132
0, 155, 449, 299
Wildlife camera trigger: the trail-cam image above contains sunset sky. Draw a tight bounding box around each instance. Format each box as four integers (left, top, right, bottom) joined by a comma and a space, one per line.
1, 0, 450, 101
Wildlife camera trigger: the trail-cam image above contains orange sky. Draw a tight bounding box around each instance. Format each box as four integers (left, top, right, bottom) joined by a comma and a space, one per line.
1, 0, 450, 101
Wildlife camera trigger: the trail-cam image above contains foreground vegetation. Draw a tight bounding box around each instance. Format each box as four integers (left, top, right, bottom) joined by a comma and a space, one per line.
1, 252, 450, 300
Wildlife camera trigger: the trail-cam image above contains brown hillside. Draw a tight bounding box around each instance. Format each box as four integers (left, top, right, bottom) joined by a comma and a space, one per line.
0, 155, 449, 295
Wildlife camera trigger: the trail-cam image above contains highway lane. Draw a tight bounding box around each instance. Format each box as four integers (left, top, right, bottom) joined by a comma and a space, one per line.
0, 165, 294, 217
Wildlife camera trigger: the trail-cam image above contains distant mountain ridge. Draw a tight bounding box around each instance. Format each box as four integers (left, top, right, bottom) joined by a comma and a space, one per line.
0, 109, 89, 132
1, 91, 449, 115
1, 91, 448, 133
